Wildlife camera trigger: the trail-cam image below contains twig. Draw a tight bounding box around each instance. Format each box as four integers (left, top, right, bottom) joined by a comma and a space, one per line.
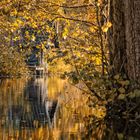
95, 2, 105, 76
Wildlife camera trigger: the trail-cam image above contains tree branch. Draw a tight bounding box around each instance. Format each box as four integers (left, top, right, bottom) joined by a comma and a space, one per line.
52, 16, 97, 27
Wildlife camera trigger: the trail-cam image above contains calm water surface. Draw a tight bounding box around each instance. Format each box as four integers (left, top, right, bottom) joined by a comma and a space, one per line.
0, 76, 139, 140
0, 76, 93, 140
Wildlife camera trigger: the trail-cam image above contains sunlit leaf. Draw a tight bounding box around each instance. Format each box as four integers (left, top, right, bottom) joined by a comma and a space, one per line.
102, 22, 112, 32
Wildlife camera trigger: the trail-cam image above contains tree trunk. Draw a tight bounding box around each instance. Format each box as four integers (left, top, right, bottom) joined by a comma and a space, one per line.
108, 0, 140, 85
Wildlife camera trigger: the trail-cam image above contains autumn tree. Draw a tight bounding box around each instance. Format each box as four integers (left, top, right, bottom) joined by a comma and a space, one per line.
0, 0, 57, 75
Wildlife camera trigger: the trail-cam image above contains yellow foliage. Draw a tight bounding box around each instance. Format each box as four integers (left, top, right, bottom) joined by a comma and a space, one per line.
102, 22, 112, 32
10, 8, 18, 16
31, 35, 36, 41
57, 7, 65, 16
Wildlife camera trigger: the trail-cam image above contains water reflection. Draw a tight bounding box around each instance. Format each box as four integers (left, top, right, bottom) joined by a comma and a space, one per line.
24, 77, 58, 128
0, 76, 107, 140
0, 77, 92, 140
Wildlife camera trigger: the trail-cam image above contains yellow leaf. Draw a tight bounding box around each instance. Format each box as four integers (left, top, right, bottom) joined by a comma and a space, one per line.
32, 22, 37, 28
118, 87, 125, 94
57, 7, 65, 16
10, 9, 17, 16
107, 22, 112, 28
36, 45, 40, 49
102, 22, 112, 32
62, 28, 68, 39
32, 35, 36, 41
13, 21, 19, 28
25, 31, 29, 35
102, 26, 108, 32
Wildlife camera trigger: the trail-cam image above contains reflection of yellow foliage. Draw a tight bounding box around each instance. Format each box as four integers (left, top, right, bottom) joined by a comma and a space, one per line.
38, 127, 43, 139
0, 77, 106, 139
48, 76, 65, 100
91, 106, 106, 119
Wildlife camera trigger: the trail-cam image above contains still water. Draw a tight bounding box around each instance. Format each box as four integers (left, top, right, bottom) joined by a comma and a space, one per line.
0, 76, 139, 140
0, 76, 96, 140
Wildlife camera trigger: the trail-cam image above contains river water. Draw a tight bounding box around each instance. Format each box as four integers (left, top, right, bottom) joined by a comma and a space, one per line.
0, 76, 139, 140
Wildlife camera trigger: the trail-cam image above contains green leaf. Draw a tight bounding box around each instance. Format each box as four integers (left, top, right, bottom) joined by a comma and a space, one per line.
114, 74, 120, 80
118, 94, 126, 100
119, 80, 130, 86
124, 80, 130, 86
118, 87, 125, 94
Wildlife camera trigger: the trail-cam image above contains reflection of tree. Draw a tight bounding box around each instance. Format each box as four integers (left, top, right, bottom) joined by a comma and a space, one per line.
0, 78, 27, 139
18, 77, 58, 128
0, 77, 59, 138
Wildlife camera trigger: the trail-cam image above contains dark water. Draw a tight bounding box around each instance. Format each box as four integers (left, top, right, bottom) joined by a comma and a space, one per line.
0, 76, 139, 140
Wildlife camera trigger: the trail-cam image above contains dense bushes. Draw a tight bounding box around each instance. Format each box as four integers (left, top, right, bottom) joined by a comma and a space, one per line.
0, 45, 29, 76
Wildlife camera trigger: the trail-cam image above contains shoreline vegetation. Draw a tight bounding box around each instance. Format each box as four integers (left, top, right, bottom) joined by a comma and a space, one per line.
0, 45, 29, 77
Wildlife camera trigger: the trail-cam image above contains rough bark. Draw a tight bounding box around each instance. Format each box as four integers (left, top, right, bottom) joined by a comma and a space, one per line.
125, 0, 140, 84
108, 0, 140, 85
108, 0, 126, 74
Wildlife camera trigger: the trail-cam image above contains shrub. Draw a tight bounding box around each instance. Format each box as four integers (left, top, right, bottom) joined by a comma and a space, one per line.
0, 45, 29, 76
